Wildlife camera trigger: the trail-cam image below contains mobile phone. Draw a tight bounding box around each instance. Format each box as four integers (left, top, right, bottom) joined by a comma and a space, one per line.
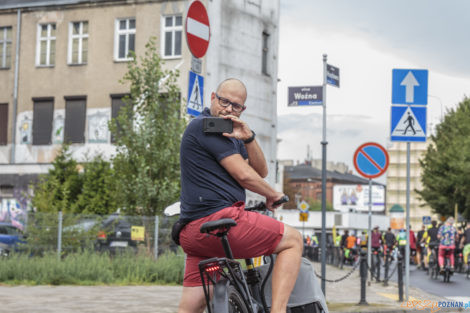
203, 117, 233, 133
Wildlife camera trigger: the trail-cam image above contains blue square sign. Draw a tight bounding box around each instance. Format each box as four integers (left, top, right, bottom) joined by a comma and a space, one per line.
390, 105, 426, 142
392, 69, 428, 105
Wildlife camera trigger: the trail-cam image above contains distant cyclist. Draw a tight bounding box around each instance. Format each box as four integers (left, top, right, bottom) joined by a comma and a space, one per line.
460, 223, 470, 270
437, 217, 457, 272
423, 220, 439, 270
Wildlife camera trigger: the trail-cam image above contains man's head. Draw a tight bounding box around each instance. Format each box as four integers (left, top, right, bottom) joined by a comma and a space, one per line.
388, 227, 392, 232
446, 217, 454, 225
210, 78, 247, 117
421, 225, 425, 230
431, 220, 437, 227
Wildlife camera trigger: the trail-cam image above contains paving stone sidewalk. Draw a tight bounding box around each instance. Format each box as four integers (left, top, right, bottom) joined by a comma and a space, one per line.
0, 263, 455, 313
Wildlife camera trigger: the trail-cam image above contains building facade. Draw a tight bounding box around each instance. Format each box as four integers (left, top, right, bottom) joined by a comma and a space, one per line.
386, 141, 435, 227
0, 0, 281, 216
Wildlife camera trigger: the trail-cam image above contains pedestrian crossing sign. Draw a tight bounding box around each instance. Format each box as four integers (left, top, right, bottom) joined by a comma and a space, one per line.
187, 71, 204, 116
390, 105, 426, 142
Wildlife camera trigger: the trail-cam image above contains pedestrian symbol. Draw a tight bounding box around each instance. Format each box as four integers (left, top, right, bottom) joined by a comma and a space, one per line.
391, 106, 426, 142
187, 71, 204, 116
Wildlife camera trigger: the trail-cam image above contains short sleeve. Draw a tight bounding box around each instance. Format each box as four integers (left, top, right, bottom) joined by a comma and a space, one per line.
199, 132, 242, 162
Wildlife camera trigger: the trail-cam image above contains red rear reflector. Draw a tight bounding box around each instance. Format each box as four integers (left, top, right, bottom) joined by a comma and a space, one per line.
205, 265, 220, 272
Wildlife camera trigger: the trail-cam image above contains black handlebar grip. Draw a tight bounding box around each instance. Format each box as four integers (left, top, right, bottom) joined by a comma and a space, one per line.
273, 195, 289, 207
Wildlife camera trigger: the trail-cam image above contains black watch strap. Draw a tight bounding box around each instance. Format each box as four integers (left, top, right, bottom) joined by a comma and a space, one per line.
244, 131, 256, 144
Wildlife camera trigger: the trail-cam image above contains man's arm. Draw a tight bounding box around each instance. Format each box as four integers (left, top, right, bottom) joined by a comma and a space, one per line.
244, 136, 268, 178
220, 153, 282, 209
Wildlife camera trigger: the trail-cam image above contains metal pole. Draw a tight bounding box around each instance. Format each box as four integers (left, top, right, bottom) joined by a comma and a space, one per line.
368, 178, 372, 278
154, 216, 159, 259
320, 53, 328, 295
11, 9, 21, 163
405, 142, 411, 300
57, 211, 63, 261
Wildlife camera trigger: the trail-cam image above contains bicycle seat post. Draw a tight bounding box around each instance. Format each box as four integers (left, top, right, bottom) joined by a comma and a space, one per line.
220, 232, 234, 259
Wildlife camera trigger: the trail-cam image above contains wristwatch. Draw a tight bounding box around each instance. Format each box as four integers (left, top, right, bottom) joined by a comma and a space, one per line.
244, 131, 256, 144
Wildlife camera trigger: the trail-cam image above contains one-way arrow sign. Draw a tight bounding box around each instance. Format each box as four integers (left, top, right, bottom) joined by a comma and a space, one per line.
392, 69, 428, 105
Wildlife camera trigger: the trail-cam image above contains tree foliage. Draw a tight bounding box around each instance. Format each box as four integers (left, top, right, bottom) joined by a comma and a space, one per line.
31, 146, 117, 215
109, 38, 186, 216
417, 96, 470, 219
31, 144, 81, 213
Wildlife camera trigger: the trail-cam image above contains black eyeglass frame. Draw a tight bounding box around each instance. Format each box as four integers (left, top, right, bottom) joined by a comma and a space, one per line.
215, 93, 246, 113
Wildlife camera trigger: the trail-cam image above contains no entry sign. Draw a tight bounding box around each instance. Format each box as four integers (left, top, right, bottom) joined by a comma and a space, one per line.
353, 142, 389, 179
185, 1, 210, 58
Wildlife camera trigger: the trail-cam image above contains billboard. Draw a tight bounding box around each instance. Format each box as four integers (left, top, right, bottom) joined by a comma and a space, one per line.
333, 184, 385, 212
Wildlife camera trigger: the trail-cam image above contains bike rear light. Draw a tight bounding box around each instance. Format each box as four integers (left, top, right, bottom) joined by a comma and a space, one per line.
205, 265, 220, 272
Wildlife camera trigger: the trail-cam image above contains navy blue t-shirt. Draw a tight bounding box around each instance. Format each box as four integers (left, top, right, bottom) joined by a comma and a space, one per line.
180, 108, 249, 222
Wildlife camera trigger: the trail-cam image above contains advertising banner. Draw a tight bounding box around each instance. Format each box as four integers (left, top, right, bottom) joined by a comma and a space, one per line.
333, 184, 385, 212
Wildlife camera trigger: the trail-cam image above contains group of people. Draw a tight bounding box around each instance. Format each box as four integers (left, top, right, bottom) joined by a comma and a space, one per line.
334, 218, 470, 274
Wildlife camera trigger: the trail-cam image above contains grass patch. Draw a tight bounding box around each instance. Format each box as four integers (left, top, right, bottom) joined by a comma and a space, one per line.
0, 249, 184, 286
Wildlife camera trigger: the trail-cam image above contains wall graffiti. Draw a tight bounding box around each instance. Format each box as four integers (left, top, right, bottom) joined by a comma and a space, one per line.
19, 116, 32, 144
88, 111, 109, 143
52, 113, 64, 144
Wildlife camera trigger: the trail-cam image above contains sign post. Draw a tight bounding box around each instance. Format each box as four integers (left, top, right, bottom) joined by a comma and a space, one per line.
353, 142, 390, 282
391, 68, 428, 301
185, 0, 210, 116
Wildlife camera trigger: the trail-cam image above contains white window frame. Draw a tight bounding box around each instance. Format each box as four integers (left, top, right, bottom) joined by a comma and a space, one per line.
36, 23, 56, 67
114, 18, 136, 61
67, 21, 89, 65
0, 26, 12, 68
161, 15, 182, 59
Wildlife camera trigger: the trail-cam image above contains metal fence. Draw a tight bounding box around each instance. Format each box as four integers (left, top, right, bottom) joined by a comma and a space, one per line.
20, 211, 179, 259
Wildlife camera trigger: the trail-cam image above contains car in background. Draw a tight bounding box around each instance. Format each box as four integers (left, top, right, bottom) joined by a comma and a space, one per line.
0, 222, 26, 256
96, 214, 140, 254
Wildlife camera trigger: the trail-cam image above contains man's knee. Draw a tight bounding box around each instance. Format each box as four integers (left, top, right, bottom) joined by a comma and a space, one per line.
274, 225, 303, 254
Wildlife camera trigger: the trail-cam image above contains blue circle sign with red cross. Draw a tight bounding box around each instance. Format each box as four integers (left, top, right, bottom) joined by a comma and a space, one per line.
353, 142, 389, 179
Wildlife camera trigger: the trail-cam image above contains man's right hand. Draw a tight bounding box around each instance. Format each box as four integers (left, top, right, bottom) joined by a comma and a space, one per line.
266, 192, 287, 211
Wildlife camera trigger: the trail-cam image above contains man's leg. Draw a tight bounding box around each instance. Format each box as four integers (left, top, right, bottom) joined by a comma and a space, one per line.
270, 224, 303, 313
178, 286, 208, 313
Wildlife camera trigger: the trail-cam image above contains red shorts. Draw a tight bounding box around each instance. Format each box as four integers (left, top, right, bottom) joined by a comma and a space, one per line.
179, 202, 284, 287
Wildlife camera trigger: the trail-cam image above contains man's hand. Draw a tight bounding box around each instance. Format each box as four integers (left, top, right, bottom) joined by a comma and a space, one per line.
221, 115, 253, 141
266, 192, 287, 211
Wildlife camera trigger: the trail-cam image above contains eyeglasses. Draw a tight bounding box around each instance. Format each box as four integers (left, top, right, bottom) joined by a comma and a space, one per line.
215, 93, 246, 113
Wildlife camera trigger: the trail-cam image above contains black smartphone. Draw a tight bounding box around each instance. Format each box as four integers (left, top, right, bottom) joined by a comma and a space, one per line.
203, 117, 233, 133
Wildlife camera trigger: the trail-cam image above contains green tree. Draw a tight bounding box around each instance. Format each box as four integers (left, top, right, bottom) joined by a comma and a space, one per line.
74, 155, 117, 215
31, 144, 81, 213
417, 97, 470, 219
109, 38, 186, 216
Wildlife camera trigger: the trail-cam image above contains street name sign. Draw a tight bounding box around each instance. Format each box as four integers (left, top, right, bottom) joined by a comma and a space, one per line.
288, 86, 323, 106
390, 106, 426, 142
185, 0, 210, 58
353, 142, 389, 179
187, 70, 204, 116
326, 64, 340, 87
392, 69, 428, 105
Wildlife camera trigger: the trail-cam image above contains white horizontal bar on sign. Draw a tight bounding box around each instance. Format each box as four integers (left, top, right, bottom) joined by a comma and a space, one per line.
187, 17, 209, 41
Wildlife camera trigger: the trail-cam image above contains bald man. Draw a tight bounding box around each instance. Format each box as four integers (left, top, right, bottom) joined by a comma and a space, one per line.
177, 78, 302, 313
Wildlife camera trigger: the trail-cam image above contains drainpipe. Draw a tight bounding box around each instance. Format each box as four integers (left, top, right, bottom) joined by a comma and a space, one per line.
10, 9, 21, 164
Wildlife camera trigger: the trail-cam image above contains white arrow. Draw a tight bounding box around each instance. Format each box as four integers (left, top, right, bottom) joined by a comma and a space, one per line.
400, 71, 419, 103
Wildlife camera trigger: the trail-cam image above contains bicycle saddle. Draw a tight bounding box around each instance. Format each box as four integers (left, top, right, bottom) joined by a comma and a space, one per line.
200, 218, 237, 234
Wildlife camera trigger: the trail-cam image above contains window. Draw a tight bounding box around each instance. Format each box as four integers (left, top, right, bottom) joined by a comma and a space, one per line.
0, 26, 12, 68
0, 103, 7, 145
114, 18, 135, 61
110, 94, 130, 143
262, 32, 269, 75
36, 23, 56, 66
68, 21, 88, 64
32, 98, 54, 145
64, 96, 86, 143
162, 15, 182, 58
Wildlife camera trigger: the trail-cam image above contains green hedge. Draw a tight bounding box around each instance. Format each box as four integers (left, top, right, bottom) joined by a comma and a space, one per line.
0, 249, 184, 285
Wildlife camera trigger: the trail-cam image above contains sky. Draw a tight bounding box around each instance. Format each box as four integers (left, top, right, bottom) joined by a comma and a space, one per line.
276, 0, 470, 178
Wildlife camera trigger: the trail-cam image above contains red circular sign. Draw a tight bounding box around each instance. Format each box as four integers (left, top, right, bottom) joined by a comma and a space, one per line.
185, 1, 210, 58
353, 142, 389, 179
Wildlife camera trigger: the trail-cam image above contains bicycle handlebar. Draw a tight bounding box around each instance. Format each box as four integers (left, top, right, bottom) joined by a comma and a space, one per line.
245, 195, 289, 211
